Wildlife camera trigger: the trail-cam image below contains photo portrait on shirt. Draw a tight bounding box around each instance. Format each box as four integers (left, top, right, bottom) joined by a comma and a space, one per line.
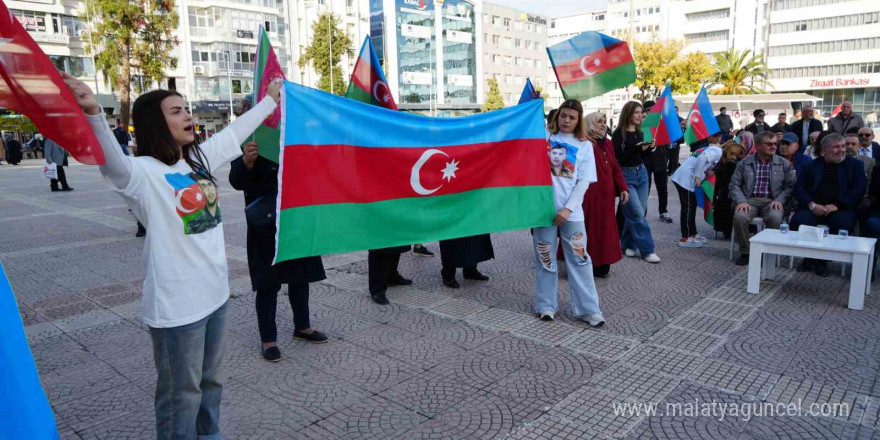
549, 141, 576, 178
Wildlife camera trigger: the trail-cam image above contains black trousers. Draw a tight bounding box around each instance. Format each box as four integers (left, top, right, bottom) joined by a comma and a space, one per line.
645, 146, 669, 215
50, 165, 70, 190
667, 147, 681, 175
674, 182, 698, 238
255, 283, 310, 343
441, 265, 478, 281
368, 252, 402, 295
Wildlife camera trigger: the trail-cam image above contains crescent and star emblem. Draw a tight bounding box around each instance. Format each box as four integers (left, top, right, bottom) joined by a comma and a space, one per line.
410, 149, 460, 196
175, 187, 200, 214
373, 80, 390, 104
579, 55, 601, 76
690, 109, 702, 125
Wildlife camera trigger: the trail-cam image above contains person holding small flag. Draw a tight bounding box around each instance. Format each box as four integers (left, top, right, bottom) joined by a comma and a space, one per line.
62, 71, 283, 439
671, 131, 724, 248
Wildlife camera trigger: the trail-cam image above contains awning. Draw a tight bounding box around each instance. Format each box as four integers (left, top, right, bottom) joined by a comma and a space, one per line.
673, 93, 822, 112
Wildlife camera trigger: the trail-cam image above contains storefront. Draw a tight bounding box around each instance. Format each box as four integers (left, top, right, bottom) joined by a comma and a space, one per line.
770, 73, 880, 127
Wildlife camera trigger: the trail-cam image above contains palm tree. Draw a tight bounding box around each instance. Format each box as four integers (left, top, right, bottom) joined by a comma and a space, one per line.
709, 49, 770, 95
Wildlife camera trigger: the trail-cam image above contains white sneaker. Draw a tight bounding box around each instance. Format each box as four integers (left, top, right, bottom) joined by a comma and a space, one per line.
677, 238, 704, 248
579, 313, 606, 328
624, 249, 640, 258
693, 234, 709, 243
539, 311, 555, 321
644, 253, 661, 263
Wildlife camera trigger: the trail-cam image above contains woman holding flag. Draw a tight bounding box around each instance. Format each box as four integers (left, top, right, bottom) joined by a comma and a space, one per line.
62, 71, 283, 440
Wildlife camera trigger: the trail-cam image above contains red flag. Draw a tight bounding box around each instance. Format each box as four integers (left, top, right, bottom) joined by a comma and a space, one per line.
830, 102, 842, 118
0, 2, 104, 165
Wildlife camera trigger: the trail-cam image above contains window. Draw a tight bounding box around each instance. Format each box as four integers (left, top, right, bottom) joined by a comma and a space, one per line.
684, 30, 729, 43
686, 8, 730, 21
772, 12, 878, 33
772, 0, 857, 10
11, 9, 46, 32
49, 56, 95, 77
515, 38, 522, 48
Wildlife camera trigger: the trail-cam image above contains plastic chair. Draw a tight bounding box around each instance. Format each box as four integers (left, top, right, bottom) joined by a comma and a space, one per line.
730, 217, 764, 260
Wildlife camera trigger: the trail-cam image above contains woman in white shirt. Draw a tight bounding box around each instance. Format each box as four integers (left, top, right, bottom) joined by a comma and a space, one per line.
62, 72, 282, 440
535, 99, 604, 327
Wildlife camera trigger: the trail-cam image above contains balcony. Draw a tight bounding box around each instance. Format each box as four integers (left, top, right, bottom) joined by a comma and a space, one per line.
29, 31, 70, 44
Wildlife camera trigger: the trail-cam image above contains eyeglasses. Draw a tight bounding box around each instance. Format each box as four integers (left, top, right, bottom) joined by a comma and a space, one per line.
860, 134, 873, 138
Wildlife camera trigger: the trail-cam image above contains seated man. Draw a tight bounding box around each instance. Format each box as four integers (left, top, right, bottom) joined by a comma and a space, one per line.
792, 133, 867, 277
729, 131, 795, 265
845, 131, 875, 182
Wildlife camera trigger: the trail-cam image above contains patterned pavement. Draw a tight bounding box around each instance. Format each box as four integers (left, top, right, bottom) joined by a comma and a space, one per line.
5, 158, 880, 439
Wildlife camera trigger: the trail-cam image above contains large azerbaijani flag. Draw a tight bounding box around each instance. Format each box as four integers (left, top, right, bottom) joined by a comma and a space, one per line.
683, 86, 721, 145
346, 36, 397, 109
642, 85, 683, 145
546, 31, 636, 102
252, 25, 286, 162
274, 81, 554, 262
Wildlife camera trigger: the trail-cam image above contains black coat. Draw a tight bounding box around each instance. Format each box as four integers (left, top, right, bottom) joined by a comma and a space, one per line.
712, 161, 738, 235
790, 119, 823, 153
868, 164, 880, 218
439, 234, 494, 268
229, 156, 325, 290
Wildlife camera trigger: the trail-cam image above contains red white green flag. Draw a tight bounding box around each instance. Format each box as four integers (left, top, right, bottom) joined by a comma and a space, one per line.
275, 81, 554, 262
252, 25, 285, 162
346, 36, 397, 109
546, 31, 635, 102
683, 86, 721, 145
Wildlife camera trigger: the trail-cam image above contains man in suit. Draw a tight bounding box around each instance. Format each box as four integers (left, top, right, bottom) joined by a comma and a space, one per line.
790, 104, 823, 154
857, 127, 880, 162
791, 133, 867, 277
43, 138, 73, 192
716, 107, 734, 135
744, 109, 769, 135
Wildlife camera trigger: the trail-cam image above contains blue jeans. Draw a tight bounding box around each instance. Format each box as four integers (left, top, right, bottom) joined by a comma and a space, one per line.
150, 302, 228, 440
620, 165, 656, 255
533, 221, 601, 316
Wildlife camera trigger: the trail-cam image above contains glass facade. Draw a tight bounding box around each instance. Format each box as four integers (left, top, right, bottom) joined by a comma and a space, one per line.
396, 0, 436, 104
791, 87, 880, 127
442, 0, 476, 104
369, 0, 385, 63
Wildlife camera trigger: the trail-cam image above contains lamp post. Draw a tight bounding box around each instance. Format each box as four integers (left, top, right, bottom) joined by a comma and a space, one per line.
224, 52, 235, 122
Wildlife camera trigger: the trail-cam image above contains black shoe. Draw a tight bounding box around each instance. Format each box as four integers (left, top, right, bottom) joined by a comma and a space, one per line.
50, 187, 60, 192
797, 259, 814, 272
463, 270, 489, 281
814, 262, 830, 278
371, 293, 390, 305
261, 346, 281, 362
735, 254, 750, 266
388, 275, 412, 286
593, 270, 610, 278
294, 330, 328, 344
443, 278, 461, 289
135, 224, 146, 238
61, 187, 74, 191
413, 245, 434, 257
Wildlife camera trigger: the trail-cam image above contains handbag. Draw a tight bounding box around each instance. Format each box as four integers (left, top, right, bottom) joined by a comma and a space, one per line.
43, 162, 57, 180
245, 191, 277, 231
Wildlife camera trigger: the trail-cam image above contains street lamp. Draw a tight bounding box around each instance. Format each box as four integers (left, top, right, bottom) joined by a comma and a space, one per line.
223, 52, 236, 122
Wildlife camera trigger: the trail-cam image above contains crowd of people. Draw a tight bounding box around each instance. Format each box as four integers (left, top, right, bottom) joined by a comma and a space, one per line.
53, 69, 879, 439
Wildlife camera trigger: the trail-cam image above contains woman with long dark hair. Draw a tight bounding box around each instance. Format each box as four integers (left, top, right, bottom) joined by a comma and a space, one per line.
612, 101, 660, 263
62, 72, 282, 439
534, 99, 604, 326
582, 112, 629, 278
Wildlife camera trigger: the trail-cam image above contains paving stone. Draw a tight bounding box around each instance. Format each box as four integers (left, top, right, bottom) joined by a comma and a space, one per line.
783, 344, 879, 396
472, 334, 554, 367
388, 286, 451, 309
601, 301, 676, 339
549, 386, 648, 439
313, 395, 427, 439
465, 307, 532, 332
24, 321, 64, 342
380, 372, 483, 417
76, 408, 155, 440
321, 271, 369, 293
863, 397, 880, 429
620, 344, 706, 378
560, 329, 640, 361
29, 333, 97, 376
219, 379, 320, 436
425, 320, 501, 350
318, 312, 382, 338
52, 383, 152, 433
688, 359, 781, 400
711, 327, 804, 374
667, 312, 744, 336
767, 376, 868, 424
344, 324, 421, 352
382, 336, 465, 369
426, 297, 490, 320
484, 367, 584, 400
689, 299, 759, 321
738, 414, 853, 440
588, 364, 681, 403
427, 351, 520, 389
330, 352, 425, 394
507, 414, 604, 440
323, 291, 403, 323
53, 309, 123, 332
708, 286, 774, 307
524, 347, 607, 384
41, 360, 130, 406
386, 309, 457, 335
648, 326, 725, 356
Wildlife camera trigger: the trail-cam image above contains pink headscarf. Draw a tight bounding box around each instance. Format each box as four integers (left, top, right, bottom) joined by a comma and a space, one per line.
736, 131, 756, 155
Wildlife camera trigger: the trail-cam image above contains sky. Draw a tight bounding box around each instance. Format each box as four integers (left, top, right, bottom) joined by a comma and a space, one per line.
488, 0, 608, 18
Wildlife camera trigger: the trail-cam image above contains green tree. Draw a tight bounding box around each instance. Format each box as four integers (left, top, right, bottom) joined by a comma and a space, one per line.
633, 37, 714, 100
709, 48, 770, 94
301, 13, 353, 95
0, 113, 37, 134
85, 0, 179, 128
482, 77, 504, 112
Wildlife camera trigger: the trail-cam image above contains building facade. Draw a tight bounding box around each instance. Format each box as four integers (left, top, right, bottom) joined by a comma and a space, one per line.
369, 0, 483, 115
481, 2, 548, 107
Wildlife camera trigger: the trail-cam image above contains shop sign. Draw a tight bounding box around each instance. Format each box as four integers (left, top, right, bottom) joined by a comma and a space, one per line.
236, 30, 254, 39
809, 77, 870, 87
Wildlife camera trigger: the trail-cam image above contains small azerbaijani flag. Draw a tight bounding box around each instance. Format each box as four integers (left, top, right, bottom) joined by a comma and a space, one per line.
695, 174, 716, 226
252, 25, 286, 162
642, 85, 683, 145
275, 81, 553, 261
830, 102, 843, 118
346, 36, 397, 110
518, 78, 539, 104
683, 86, 721, 145
546, 31, 636, 102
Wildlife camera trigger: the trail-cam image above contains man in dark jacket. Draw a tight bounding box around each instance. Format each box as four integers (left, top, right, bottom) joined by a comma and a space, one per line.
716, 107, 733, 135
43, 138, 72, 191
828, 101, 865, 135
791, 133, 867, 277
744, 109, 768, 135
790, 104, 823, 154
439, 235, 493, 288
229, 141, 328, 362
771, 112, 790, 132
857, 127, 880, 162
112, 120, 131, 156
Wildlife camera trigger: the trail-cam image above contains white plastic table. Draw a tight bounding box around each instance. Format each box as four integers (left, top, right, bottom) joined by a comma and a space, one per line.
747, 229, 876, 310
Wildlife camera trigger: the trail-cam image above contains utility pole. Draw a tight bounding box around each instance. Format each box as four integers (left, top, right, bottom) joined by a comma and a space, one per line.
226, 53, 235, 122
328, 12, 334, 94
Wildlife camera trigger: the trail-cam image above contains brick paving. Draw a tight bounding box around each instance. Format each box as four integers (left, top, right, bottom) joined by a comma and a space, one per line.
5, 159, 880, 439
